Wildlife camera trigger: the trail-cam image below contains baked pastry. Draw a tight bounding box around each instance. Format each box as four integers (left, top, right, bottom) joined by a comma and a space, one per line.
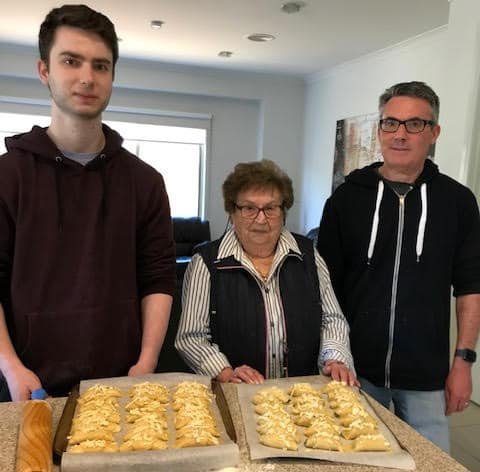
69, 439, 118, 453
259, 432, 298, 451
252, 386, 289, 405
172, 381, 220, 449
304, 431, 344, 451
252, 380, 395, 455
129, 382, 169, 402
68, 384, 122, 450
341, 419, 377, 440
288, 383, 320, 397
353, 433, 391, 451
120, 382, 170, 451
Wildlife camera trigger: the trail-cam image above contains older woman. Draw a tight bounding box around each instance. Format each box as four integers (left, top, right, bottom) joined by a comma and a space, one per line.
176, 160, 357, 385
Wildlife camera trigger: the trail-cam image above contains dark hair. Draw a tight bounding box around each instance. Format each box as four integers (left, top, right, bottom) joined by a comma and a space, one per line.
39, 4, 118, 71
222, 159, 294, 214
379, 81, 440, 123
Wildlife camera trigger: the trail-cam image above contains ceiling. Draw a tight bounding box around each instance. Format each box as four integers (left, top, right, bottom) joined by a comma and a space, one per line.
0, 0, 450, 77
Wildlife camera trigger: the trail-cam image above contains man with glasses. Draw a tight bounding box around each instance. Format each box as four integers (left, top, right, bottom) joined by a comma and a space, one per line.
317, 81, 480, 452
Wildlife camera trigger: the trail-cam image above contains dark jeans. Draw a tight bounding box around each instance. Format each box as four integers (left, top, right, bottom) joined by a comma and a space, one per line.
0, 376, 12, 402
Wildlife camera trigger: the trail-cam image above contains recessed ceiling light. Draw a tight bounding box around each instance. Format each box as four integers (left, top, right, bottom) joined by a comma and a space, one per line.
281, 1, 306, 14
247, 33, 275, 42
218, 51, 233, 58
150, 20, 164, 29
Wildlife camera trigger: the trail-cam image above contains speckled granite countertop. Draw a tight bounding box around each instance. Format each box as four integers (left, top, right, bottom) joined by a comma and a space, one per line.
0, 384, 468, 472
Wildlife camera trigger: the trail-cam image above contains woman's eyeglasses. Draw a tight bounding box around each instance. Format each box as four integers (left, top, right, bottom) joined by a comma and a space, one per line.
235, 204, 283, 219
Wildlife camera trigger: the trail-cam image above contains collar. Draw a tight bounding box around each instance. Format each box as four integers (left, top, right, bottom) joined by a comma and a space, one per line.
217, 228, 302, 268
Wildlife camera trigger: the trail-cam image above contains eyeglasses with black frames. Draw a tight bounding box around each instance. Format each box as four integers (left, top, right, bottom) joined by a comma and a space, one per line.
235, 204, 283, 219
379, 118, 435, 134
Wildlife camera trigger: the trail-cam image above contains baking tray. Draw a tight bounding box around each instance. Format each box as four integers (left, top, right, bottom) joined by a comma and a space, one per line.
236, 375, 415, 470
53, 373, 239, 471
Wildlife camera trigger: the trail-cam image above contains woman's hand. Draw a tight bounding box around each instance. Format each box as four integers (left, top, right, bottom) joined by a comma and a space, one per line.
233, 365, 265, 384
322, 360, 360, 387
216, 367, 242, 383
216, 365, 264, 384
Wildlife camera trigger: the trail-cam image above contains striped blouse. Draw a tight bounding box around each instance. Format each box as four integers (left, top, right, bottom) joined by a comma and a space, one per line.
175, 228, 354, 378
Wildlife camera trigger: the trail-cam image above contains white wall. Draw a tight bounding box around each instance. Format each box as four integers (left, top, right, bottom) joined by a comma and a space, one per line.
0, 43, 305, 239
300, 27, 448, 233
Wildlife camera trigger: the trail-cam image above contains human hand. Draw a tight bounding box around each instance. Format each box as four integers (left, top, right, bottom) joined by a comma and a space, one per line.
216, 367, 241, 383
232, 365, 264, 384
445, 360, 472, 415
128, 360, 155, 377
322, 360, 360, 387
4, 363, 42, 401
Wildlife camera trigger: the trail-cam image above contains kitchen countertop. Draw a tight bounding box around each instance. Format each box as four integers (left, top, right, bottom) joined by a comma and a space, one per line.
0, 383, 468, 472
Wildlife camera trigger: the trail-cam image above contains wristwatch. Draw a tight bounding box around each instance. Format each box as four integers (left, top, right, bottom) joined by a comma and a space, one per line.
455, 349, 477, 363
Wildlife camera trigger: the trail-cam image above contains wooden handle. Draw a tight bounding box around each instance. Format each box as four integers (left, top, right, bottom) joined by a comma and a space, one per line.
16, 400, 53, 472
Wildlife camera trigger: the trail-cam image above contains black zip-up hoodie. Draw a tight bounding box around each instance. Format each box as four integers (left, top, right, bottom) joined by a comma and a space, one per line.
318, 159, 480, 390
0, 125, 175, 395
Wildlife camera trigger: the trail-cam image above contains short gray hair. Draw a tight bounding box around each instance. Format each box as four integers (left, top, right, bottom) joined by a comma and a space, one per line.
379, 81, 440, 124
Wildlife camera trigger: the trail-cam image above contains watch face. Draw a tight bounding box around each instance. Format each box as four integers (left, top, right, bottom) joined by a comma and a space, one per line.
456, 349, 477, 363
466, 350, 477, 362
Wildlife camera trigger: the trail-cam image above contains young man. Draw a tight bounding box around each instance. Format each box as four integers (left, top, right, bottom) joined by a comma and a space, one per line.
0, 5, 175, 401
318, 81, 480, 452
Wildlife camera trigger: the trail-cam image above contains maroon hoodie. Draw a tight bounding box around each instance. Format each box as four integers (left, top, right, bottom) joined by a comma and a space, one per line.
0, 125, 175, 395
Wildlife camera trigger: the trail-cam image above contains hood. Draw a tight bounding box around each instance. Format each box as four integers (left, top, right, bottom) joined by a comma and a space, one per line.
348, 160, 439, 265
345, 158, 439, 189
6, 123, 125, 230
5, 123, 124, 164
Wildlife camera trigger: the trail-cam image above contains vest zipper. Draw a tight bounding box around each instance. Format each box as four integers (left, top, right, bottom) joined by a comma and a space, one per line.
276, 252, 303, 378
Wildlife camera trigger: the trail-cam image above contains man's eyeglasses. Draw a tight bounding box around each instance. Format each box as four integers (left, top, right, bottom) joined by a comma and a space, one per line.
235, 204, 283, 219
379, 118, 435, 134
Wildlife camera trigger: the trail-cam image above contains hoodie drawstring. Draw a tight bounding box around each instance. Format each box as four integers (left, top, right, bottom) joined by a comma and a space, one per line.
367, 180, 384, 264
55, 156, 64, 231
366, 180, 428, 264
416, 183, 427, 262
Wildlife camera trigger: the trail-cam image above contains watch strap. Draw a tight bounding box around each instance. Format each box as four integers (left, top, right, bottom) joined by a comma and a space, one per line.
455, 348, 477, 363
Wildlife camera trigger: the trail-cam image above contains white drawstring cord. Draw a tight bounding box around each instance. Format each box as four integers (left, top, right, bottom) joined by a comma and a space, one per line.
367, 180, 384, 264
416, 183, 427, 262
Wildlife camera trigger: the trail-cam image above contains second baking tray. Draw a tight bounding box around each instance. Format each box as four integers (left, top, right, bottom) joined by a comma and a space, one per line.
53, 372, 239, 472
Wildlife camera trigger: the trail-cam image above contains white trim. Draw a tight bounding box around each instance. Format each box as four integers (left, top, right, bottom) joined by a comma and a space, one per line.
107, 105, 212, 121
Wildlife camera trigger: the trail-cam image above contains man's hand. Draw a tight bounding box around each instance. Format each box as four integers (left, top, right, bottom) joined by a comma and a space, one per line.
216, 365, 264, 384
4, 363, 42, 401
322, 360, 360, 387
445, 359, 472, 415
128, 359, 157, 377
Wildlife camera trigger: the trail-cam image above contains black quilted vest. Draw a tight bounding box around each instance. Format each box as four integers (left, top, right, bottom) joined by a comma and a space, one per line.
197, 233, 322, 377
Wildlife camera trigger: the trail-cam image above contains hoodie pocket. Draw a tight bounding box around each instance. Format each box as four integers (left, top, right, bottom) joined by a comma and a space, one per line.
391, 308, 447, 385
19, 299, 141, 394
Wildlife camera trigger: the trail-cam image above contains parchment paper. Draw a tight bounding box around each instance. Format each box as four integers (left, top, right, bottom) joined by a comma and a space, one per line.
236, 375, 415, 470
61, 372, 240, 472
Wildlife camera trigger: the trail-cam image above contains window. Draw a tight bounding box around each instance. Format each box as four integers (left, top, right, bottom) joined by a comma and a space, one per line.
105, 119, 206, 217
0, 113, 50, 154
0, 112, 206, 217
